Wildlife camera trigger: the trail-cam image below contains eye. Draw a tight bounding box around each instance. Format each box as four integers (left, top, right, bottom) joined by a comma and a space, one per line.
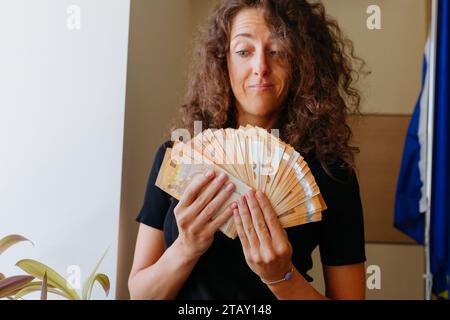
269, 50, 285, 58
235, 50, 250, 57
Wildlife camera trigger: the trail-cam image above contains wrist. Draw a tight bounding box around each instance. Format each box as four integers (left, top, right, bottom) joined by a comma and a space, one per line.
172, 238, 201, 264
265, 268, 326, 300
260, 265, 294, 286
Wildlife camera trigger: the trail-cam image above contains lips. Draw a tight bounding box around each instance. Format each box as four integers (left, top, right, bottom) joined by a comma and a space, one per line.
248, 83, 274, 91
249, 83, 274, 88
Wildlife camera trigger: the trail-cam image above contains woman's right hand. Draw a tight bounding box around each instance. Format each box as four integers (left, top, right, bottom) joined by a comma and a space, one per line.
174, 169, 235, 261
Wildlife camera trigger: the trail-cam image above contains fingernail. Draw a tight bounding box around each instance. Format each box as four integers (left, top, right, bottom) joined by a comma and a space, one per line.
231, 202, 237, 209
225, 182, 235, 191
217, 172, 227, 181
205, 169, 214, 178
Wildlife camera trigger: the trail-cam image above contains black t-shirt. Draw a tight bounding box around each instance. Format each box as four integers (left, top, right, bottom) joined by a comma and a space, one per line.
136, 140, 366, 300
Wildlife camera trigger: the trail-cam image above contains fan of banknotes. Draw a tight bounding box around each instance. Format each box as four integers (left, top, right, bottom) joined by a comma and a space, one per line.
155, 125, 326, 239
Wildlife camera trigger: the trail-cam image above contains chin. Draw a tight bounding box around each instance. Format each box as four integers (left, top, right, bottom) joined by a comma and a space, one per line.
247, 103, 280, 117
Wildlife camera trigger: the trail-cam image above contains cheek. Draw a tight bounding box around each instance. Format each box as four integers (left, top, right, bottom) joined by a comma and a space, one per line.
229, 63, 249, 96
228, 58, 248, 87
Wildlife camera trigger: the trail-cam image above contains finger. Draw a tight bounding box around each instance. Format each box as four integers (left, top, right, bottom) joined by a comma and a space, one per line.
233, 208, 250, 250
204, 205, 234, 234
237, 195, 260, 248
190, 181, 235, 232
179, 169, 215, 206
189, 172, 229, 215
255, 190, 286, 242
245, 190, 272, 247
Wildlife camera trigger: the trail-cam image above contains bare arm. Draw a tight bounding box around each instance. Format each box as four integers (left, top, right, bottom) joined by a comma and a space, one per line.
267, 263, 366, 300
128, 170, 236, 300
322, 263, 366, 299
128, 224, 200, 300
233, 190, 365, 300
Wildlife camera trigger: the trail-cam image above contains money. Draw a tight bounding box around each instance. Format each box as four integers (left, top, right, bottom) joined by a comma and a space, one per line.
155, 125, 327, 239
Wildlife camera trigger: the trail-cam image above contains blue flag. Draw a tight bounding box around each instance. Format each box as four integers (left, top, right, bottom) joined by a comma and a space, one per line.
394, 54, 428, 245
430, 0, 450, 299
395, 0, 450, 299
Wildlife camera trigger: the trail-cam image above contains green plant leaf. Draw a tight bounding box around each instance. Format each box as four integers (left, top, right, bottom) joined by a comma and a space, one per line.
14, 283, 71, 300
0, 234, 33, 255
82, 248, 109, 300
16, 259, 80, 300
40, 272, 47, 300
0, 275, 34, 298
87, 273, 110, 299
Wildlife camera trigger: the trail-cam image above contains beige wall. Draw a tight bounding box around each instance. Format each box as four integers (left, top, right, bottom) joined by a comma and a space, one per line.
321, 0, 427, 115
117, 0, 191, 299
117, 0, 221, 300
309, 244, 424, 299
118, 0, 428, 299
189, 0, 217, 33
351, 115, 416, 243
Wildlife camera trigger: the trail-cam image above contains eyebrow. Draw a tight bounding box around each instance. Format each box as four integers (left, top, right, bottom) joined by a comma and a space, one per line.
231, 32, 276, 42
232, 33, 253, 40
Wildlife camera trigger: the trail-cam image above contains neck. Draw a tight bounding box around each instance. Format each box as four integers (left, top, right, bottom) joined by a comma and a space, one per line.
236, 109, 280, 131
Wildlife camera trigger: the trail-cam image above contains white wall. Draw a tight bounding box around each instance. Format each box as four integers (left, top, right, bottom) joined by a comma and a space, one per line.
0, 0, 130, 299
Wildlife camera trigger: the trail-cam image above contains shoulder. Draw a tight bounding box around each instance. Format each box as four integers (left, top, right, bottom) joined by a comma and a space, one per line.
302, 153, 362, 218
157, 140, 174, 155
136, 140, 175, 230
305, 155, 366, 266
152, 140, 174, 167
304, 154, 359, 191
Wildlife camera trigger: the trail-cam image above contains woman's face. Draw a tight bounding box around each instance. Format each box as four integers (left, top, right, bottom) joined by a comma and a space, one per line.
227, 8, 290, 123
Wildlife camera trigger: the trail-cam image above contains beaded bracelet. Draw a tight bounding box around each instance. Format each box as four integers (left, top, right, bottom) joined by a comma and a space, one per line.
261, 267, 294, 285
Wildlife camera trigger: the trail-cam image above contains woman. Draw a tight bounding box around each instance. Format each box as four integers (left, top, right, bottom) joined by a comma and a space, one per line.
129, 0, 367, 300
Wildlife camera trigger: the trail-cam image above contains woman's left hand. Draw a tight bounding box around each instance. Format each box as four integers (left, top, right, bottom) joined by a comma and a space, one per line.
232, 190, 293, 284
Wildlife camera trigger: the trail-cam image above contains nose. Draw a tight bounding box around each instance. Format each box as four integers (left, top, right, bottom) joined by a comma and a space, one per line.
252, 50, 270, 77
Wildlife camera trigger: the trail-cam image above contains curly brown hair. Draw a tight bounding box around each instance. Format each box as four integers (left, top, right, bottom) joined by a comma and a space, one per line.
175, 0, 368, 178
